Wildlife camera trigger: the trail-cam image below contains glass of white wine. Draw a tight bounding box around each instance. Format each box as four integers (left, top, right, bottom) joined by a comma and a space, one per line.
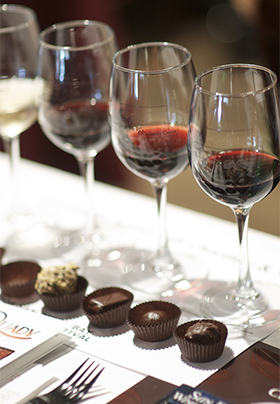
0, 4, 46, 251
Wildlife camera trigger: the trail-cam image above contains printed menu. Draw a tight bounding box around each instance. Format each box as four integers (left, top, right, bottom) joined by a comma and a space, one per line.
0, 301, 68, 385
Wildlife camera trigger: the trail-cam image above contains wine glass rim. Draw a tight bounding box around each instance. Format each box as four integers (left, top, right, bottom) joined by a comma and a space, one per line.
39, 20, 116, 51
112, 41, 192, 74
194, 63, 278, 97
0, 4, 37, 33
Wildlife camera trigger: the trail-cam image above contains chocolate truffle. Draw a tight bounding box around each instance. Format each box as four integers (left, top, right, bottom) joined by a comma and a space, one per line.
0, 261, 41, 298
127, 301, 181, 342
35, 263, 78, 296
82, 287, 134, 328
34, 263, 88, 312
36, 275, 88, 312
174, 319, 228, 362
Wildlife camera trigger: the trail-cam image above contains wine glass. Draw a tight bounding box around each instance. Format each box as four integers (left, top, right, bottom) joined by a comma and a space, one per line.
110, 42, 196, 294
188, 64, 280, 326
36, 20, 118, 257
0, 4, 41, 242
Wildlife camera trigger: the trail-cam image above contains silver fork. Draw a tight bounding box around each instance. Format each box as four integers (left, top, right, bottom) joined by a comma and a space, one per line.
25, 358, 105, 403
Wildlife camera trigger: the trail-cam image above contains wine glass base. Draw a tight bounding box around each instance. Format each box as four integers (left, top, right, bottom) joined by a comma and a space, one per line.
6, 223, 63, 260
52, 230, 101, 252
200, 281, 280, 327
122, 251, 208, 297
47, 226, 109, 263
5, 219, 99, 261
80, 246, 137, 289
4, 209, 69, 260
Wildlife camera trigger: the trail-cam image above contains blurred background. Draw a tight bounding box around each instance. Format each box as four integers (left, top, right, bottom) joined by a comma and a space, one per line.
1, 0, 279, 236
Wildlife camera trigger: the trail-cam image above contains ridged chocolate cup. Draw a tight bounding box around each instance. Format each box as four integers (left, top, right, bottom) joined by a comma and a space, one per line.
174, 319, 228, 362
127, 300, 181, 342
82, 287, 133, 328
0, 261, 41, 297
38, 276, 88, 312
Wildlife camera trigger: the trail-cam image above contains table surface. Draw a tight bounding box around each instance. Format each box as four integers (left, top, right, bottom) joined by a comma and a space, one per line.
0, 153, 279, 404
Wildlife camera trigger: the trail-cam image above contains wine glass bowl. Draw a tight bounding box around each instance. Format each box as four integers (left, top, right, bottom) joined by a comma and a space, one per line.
110, 42, 196, 294
37, 21, 114, 162
0, 3, 39, 168
37, 20, 118, 254
188, 64, 280, 325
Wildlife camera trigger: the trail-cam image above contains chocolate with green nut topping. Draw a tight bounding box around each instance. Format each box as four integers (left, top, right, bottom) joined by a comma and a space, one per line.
35, 263, 78, 295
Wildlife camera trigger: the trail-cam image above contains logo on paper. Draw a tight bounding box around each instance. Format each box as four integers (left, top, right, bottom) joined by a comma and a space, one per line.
0, 311, 40, 340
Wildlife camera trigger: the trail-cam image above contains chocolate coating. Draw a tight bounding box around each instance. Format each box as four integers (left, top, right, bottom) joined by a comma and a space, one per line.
87, 291, 130, 314
184, 321, 221, 344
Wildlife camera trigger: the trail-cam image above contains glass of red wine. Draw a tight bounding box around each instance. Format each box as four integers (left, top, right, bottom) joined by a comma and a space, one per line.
188, 64, 280, 326
110, 42, 196, 294
37, 21, 118, 257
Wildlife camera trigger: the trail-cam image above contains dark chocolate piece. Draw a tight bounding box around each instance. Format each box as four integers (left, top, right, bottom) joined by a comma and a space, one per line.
185, 321, 221, 344
87, 292, 130, 313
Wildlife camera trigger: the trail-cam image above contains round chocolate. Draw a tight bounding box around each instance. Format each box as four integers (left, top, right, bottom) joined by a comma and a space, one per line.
184, 321, 221, 344
174, 319, 228, 362
126, 300, 181, 342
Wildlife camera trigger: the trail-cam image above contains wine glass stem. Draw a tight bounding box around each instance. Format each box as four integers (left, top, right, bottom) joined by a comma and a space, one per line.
2, 135, 22, 213
152, 182, 171, 258
77, 156, 97, 239
233, 207, 256, 298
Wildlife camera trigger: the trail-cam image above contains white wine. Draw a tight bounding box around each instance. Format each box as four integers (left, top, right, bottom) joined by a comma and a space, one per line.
0, 78, 41, 139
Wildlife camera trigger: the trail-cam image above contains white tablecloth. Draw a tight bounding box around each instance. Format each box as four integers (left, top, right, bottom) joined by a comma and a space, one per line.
0, 153, 279, 403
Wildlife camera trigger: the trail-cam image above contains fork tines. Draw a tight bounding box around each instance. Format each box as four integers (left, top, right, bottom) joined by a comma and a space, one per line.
54, 358, 105, 403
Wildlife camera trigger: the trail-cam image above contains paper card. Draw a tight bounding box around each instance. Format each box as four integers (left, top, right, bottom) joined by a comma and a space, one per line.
0, 301, 67, 382
198, 340, 280, 404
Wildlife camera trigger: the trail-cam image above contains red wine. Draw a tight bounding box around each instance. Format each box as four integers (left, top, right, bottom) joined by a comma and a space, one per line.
113, 124, 189, 181
194, 150, 280, 207
128, 124, 188, 153
39, 99, 110, 156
